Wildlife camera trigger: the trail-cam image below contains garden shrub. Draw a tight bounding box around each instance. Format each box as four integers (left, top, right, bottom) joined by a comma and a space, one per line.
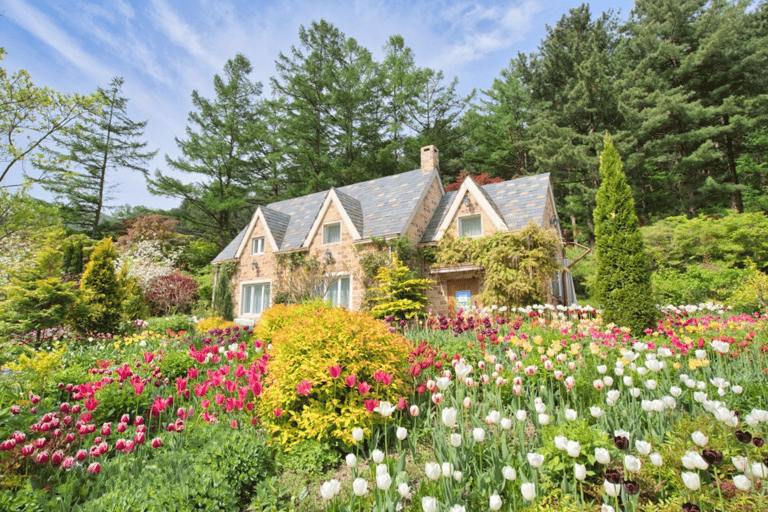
258, 305, 414, 448
253, 299, 329, 345
593, 135, 657, 333
145, 315, 196, 334
212, 263, 234, 320
144, 271, 199, 316
652, 264, 751, 306
76, 238, 124, 334
195, 316, 237, 333
369, 257, 433, 320
729, 261, 768, 313
277, 438, 341, 473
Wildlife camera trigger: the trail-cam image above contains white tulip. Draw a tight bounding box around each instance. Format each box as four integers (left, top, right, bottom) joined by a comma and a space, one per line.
521, 482, 536, 501
604, 376, 614, 386
516, 410, 528, 422
635, 440, 652, 456
649, 452, 663, 466
345, 453, 357, 467
502, 466, 516, 480
733, 474, 752, 490
595, 448, 611, 465
603, 480, 621, 497
435, 377, 451, 390
732, 385, 743, 394
732, 456, 749, 472
450, 505, 466, 512
396, 427, 407, 441
441, 407, 457, 428
485, 410, 500, 424
490, 494, 503, 510
441, 462, 454, 478
450, 433, 462, 447
682, 471, 700, 492
566, 440, 581, 458
538, 413, 550, 425
590, 406, 604, 418
472, 427, 485, 443
500, 417, 513, 429
554, 436, 568, 451
453, 470, 462, 482
376, 471, 392, 491
752, 462, 768, 478
597, 365, 607, 374
565, 408, 578, 421
527, 452, 544, 468
691, 431, 708, 447
624, 454, 642, 472
425, 462, 441, 480
670, 386, 682, 397
422, 497, 437, 512
575, 463, 586, 481
623, 376, 633, 387
644, 379, 658, 390
320, 479, 340, 500
371, 449, 384, 464
352, 428, 364, 442
601, 505, 616, 512
397, 482, 410, 497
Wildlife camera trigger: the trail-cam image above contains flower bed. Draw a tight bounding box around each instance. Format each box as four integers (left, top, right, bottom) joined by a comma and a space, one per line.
1, 304, 767, 511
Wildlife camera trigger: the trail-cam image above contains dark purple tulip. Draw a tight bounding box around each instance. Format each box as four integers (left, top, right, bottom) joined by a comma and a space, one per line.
623, 480, 640, 495
604, 468, 623, 484
735, 430, 753, 443
682, 503, 701, 512
753, 437, 764, 448
614, 436, 629, 450
702, 449, 723, 465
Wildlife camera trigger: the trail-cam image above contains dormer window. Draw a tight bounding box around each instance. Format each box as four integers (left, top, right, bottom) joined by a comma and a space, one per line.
459, 214, 482, 238
323, 222, 341, 244
252, 237, 265, 255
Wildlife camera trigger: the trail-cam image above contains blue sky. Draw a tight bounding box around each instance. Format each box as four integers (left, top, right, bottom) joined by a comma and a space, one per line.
2, 0, 634, 212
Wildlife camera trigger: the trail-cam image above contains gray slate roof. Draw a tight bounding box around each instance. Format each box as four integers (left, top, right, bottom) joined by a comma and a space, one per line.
212, 169, 435, 263
261, 207, 291, 248
420, 172, 551, 243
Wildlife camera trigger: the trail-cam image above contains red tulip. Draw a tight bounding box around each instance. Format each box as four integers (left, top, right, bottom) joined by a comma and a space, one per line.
21, 444, 34, 456
36, 451, 49, 464
151, 437, 162, 449
76, 449, 87, 461
34, 438, 47, 449
10, 405, 20, 415
51, 450, 64, 466
87, 462, 100, 475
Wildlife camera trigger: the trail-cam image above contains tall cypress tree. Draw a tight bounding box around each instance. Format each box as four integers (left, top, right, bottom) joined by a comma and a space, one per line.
42, 77, 156, 236
593, 134, 656, 333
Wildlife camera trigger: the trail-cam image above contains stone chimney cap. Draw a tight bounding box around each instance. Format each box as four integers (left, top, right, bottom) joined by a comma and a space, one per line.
420, 145, 439, 173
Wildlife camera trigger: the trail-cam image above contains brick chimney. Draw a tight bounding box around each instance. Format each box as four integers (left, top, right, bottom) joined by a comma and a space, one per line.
420, 145, 439, 173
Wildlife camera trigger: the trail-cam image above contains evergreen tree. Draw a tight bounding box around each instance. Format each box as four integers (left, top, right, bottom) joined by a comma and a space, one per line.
42, 77, 156, 235
213, 264, 234, 320
593, 134, 656, 333
77, 238, 123, 333
147, 55, 272, 250
271, 20, 385, 194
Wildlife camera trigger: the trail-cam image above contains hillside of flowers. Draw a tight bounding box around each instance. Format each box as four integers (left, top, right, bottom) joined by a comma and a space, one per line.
1, 302, 767, 512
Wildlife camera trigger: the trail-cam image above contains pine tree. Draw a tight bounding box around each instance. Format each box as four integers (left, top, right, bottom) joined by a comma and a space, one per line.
42, 77, 156, 236
593, 134, 656, 333
213, 264, 234, 320
77, 238, 123, 333
147, 55, 271, 250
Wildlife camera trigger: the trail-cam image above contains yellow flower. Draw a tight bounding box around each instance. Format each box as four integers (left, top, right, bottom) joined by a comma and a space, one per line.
533, 336, 543, 346
673, 362, 681, 370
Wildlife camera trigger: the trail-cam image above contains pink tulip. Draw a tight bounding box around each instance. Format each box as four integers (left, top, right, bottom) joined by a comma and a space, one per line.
36, 451, 49, 464
62, 456, 75, 469
345, 374, 357, 387
10, 405, 20, 415
76, 449, 88, 461
60, 403, 70, 414
120, 414, 130, 423
34, 438, 47, 449
21, 444, 34, 456
51, 450, 64, 466
328, 365, 342, 379
296, 379, 313, 396
151, 437, 162, 449
87, 462, 101, 475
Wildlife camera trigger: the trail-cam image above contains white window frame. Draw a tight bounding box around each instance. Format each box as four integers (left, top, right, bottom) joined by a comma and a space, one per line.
318, 273, 351, 309
459, 214, 483, 238
251, 236, 265, 255
322, 222, 341, 245
240, 280, 271, 316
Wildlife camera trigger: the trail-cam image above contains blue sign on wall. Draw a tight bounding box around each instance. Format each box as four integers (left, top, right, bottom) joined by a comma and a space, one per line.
455, 290, 472, 310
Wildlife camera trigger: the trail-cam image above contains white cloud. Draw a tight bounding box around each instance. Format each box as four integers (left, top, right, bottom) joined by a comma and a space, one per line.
4, 0, 115, 81
149, 0, 222, 71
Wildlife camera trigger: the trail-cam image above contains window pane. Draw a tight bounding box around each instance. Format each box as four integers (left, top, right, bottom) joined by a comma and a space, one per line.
252, 237, 264, 254
262, 283, 270, 312
459, 215, 482, 237
339, 277, 350, 309
324, 223, 341, 244
242, 285, 252, 314
253, 284, 262, 314
328, 278, 339, 305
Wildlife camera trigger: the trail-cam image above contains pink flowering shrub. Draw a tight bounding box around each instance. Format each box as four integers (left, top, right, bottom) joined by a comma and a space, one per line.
144, 271, 198, 315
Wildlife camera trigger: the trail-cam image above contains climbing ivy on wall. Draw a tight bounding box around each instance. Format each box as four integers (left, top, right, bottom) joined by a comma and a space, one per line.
435, 224, 562, 308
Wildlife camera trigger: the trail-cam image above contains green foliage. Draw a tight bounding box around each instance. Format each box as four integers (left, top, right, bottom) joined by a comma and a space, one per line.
157, 348, 193, 381
642, 212, 768, 273
179, 239, 220, 273
273, 252, 328, 306
277, 439, 341, 473
538, 419, 611, 485
436, 224, 562, 307
0, 248, 80, 342
145, 314, 196, 334
593, 135, 657, 333
253, 299, 329, 345
370, 257, 433, 320
652, 264, 751, 306
76, 238, 123, 334
212, 263, 234, 321
259, 304, 413, 448
729, 261, 768, 314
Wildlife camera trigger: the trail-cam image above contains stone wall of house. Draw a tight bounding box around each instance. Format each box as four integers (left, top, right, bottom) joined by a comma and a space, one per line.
425, 270, 485, 316
404, 175, 443, 245
234, 215, 279, 319
443, 193, 500, 239
306, 200, 366, 311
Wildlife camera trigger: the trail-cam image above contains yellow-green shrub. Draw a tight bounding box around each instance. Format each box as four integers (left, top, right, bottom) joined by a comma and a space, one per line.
258, 305, 413, 448
195, 316, 237, 333
253, 298, 328, 344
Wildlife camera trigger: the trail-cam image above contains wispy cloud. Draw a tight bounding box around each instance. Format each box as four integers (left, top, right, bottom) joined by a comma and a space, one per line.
149, 0, 222, 71
4, 0, 115, 81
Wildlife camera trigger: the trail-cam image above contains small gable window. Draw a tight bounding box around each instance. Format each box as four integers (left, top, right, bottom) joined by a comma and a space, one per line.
252, 237, 265, 255
459, 214, 482, 238
323, 223, 341, 244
